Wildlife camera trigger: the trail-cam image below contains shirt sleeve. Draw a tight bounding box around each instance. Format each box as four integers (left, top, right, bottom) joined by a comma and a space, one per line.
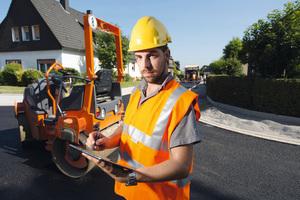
170, 105, 201, 149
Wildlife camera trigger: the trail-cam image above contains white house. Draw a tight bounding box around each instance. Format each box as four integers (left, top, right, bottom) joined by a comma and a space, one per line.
0, 0, 99, 73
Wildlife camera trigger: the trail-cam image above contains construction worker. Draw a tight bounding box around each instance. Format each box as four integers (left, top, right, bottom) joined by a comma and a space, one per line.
192, 72, 196, 83
84, 16, 201, 200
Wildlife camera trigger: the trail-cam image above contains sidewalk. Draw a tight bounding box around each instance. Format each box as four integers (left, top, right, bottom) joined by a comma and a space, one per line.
0, 87, 135, 107
1, 84, 300, 145
188, 83, 300, 145
191, 83, 300, 146
0, 93, 23, 106
200, 100, 300, 146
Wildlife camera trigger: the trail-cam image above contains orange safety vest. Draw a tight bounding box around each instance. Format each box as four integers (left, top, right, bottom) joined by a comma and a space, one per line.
115, 79, 201, 200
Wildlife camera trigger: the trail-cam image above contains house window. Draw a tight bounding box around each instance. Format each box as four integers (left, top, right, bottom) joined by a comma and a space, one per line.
6, 60, 22, 68
11, 27, 20, 42
37, 59, 55, 74
131, 62, 135, 72
21, 26, 30, 41
32, 25, 40, 40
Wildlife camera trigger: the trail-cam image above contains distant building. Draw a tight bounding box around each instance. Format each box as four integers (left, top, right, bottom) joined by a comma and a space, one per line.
184, 65, 199, 81
242, 63, 248, 75
123, 54, 143, 81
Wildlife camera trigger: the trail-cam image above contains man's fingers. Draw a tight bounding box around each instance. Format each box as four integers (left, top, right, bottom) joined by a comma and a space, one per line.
82, 153, 100, 165
95, 138, 104, 145
82, 153, 109, 168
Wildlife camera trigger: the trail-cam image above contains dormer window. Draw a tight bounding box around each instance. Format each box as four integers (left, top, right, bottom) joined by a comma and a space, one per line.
11, 27, 20, 42
32, 25, 40, 40
21, 26, 30, 41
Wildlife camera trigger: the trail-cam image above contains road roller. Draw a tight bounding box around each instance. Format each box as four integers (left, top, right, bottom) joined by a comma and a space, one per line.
14, 14, 125, 178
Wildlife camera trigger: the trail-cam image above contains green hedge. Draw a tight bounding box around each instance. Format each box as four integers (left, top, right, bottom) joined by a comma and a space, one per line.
0, 70, 3, 85
206, 76, 300, 117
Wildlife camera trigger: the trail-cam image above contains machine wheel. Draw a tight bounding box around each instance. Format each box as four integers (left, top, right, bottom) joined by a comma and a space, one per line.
52, 133, 96, 178
18, 113, 33, 147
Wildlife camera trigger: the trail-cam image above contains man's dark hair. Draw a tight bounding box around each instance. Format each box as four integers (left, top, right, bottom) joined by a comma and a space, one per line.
158, 45, 170, 67
159, 45, 169, 53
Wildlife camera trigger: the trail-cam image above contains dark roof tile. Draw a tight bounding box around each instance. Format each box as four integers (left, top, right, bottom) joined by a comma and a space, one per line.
31, 0, 85, 50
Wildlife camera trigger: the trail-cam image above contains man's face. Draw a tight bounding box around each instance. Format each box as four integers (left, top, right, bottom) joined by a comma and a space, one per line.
134, 47, 170, 84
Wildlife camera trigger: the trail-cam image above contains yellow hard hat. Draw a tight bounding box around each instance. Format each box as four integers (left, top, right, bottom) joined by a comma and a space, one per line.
128, 16, 172, 52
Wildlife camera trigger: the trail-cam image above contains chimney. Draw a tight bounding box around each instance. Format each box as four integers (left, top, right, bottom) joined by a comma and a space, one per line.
60, 0, 69, 12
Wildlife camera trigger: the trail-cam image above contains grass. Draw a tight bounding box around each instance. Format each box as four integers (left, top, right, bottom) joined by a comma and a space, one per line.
0, 86, 26, 94
0, 81, 140, 94
121, 80, 140, 88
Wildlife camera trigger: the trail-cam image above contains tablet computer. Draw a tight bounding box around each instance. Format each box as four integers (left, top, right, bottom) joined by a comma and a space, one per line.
69, 144, 135, 172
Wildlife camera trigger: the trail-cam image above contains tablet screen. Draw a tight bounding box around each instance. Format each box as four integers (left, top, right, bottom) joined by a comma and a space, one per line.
69, 144, 135, 172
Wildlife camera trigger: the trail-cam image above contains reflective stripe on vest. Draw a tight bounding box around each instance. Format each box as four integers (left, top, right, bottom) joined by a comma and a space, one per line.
118, 150, 145, 169
122, 86, 187, 151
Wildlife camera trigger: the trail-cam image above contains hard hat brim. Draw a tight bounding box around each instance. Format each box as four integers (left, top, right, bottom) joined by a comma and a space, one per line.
128, 42, 171, 52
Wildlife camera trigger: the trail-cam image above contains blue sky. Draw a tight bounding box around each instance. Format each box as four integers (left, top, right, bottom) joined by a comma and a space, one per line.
0, 0, 289, 69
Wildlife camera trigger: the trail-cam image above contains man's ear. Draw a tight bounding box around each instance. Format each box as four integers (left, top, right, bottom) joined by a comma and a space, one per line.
165, 49, 171, 61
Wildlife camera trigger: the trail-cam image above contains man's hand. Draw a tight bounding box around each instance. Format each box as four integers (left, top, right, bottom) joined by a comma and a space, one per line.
86, 124, 123, 151
86, 131, 109, 151
82, 152, 130, 183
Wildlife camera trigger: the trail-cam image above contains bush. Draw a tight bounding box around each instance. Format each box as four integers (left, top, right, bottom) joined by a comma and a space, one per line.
66, 67, 81, 84
80, 72, 87, 83
111, 70, 117, 82
1, 64, 22, 86
124, 74, 133, 82
21, 69, 44, 86
15, 70, 23, 86
206, 76, 300, 117
55, 67, 82, 84
6, 63, 22, 71
209, 57, 243, 76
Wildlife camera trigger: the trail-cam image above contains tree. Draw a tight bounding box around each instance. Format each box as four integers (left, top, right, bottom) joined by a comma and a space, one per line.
242, 1, 300, 78
172, 60, 183, 78
174, 60, 181, 71
223, 37, 243, 59
209, 58, 227, 75
200, 65, 208, 74
209, 57, 242, 76
94, 29, 132, 70
209, 37, 244, 76
225, 57, 243, 76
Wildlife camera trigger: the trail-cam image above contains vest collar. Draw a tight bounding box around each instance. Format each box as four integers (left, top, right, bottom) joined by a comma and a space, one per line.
137, 73, 174, 103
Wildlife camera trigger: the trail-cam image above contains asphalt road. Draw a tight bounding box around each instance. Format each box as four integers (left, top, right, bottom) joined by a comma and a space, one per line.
0, 90, 299, 199
193, 123, 300, 200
